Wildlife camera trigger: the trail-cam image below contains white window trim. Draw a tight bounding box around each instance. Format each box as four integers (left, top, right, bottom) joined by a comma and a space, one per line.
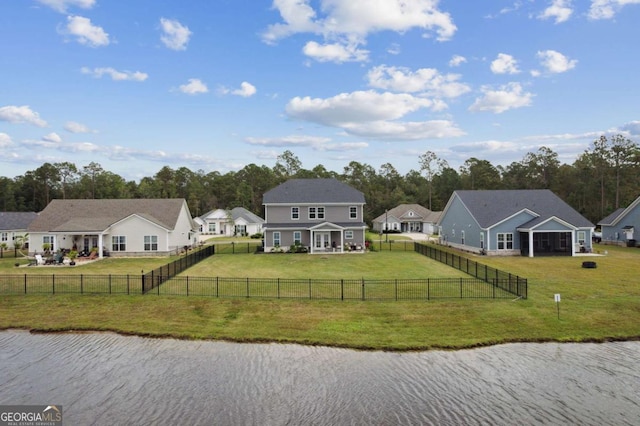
349, 206, 357, 219
345, 230, 354, 239
112, 235, 126, 252
144, 235, 158, 251
293, 231, 302, 245
497, 233, 513, 250
291, 207, 300, 220
273, 231, 281, 247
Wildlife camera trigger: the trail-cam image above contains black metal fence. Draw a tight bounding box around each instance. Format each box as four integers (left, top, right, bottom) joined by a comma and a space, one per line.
212, 241, 262, 254
414, 243, 527, 299
0, 274, 516, 300
370, 239, 415, 251
0, 274, 142, 295
142, 245, 215, 293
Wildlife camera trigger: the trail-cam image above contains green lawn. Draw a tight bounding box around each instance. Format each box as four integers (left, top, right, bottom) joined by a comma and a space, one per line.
1, 243, 639, 351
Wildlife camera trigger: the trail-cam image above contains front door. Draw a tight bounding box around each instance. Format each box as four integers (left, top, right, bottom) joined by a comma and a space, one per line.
315, 232, 331, 250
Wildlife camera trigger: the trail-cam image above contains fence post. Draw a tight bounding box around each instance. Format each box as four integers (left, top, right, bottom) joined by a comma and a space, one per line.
186, 276, 189, 297
246, 277, 250, 298
216, 276, 219, 298
109, 274, 112, 294
395, 279, 398, 301
361, 278, 365, 301
460, 277, 463, 299
127, 275, 130, 295
141, 271, 145, 294
341, 279, 344, 301
427, 278, 430, 300
493, 279, 496, 299
24, 274, 27, 294
52, 274, 55, 295
277, 278, 280, 299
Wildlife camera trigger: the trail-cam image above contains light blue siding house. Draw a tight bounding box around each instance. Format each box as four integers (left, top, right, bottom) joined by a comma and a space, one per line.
598, 195, 640, 246
437, 190, 594, 257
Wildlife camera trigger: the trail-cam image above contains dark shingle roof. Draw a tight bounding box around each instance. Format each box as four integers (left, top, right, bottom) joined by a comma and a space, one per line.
28, 199, 192, 233
0, 212, 39, 231
454, 190, 593, 228
597, 208, 625, 226
263, 178, 365, 204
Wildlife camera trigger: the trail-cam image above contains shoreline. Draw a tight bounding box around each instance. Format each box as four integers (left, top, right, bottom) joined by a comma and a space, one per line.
3, 326, 639, 353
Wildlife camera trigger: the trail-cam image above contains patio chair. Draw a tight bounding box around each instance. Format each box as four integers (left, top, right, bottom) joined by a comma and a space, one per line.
35, 254, 45, 265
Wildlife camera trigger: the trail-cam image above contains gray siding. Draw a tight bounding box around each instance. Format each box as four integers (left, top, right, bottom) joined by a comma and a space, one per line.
439, 195, 482, 248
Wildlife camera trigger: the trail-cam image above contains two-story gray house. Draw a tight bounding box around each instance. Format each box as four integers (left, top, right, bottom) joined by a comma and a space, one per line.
438, 189, 594, 257
262, 178, 367, 253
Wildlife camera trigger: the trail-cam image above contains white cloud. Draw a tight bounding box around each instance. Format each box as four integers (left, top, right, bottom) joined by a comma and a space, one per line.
0, 133, 13, 148
179, 78, 208, 95
387, 43, 401, 55
232, 82, 257, 97
262, 0, 457, 62
588, 0, 640, 20
160, 18, 192, 51
449, 54, 467, 67
366, 65, 470, 98
245, 135, 366, 151
449, 140, 519, 153
218, 82, 257, 97
36, 0, 95, 13
0, 105, 48, 127
64, 121, 92, 133
302, 41, 369, 63
537, 50, 577, 73
285, 90, 464, 140
490, 53, 520, 74
469, 82, 534, 113
81, 67, 148, 81
61, 15, 109, 47
342, 120, 465, 140
286, 90, 440, 126
539, 0, 574, 23
42, 132, 62, 143
619, 120, 640, 136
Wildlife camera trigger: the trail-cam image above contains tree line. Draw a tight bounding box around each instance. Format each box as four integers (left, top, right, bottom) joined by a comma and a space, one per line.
1, 135, 638, 226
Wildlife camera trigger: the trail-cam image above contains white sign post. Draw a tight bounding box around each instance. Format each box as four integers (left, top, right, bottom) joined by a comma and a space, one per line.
554, 294, 561, 320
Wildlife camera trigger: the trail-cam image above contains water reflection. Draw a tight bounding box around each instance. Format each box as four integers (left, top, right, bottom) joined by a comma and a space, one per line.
0, 331, 638, 425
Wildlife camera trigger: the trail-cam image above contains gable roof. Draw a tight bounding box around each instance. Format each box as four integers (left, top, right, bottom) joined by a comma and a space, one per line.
372, 204, 441, 223
598, 195, 640, 226
231, 207, 264, 224
28, 199, 193, 233
448, 190, 593, 229
263, 178, 365, 204
0, 212, 39, 231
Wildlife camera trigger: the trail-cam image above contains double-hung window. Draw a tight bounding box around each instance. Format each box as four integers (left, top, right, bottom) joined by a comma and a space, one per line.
293, 231, 302, 245
497, 233, 513, 250
1, 232, 7, 242
112, 235, 126, 252
291, 207, 299, 220
349, 206, 357, 219
208, 223, 216, 233
345, 230, 354, 239
273, 232, 281, 247
144, 235, 158, 251
309, 207, 325, 220
43, 235, 54, 251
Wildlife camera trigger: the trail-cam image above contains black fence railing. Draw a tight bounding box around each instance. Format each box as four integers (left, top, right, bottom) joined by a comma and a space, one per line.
212, 242, 262, 254
142, 245, 215, 293
0, 275, 516, 300
369, 240, 415, 252
414, 243, 527, 299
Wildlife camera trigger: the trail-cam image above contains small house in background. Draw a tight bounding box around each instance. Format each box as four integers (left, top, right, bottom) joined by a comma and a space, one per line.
598, 194, 640, 247
28, 199, 198, 258
0, 212, 38, 249
262, 178, 367, 253
371, 204, 441, 235
196, 207, 264, 237
437, 189, 594, 257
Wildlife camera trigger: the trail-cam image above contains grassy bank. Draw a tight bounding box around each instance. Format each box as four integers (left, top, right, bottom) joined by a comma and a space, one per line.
1, 244, 639, 351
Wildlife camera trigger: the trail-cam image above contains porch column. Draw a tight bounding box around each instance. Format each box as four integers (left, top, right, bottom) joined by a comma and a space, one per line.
310, 230, 315, 254
340, 230, 344, 253
98, 234, 104, 258
528, 230, 534, 258
571, 230, 576, 256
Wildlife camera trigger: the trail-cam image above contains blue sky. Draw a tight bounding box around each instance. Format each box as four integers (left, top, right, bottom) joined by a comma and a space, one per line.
1, 0, 639, 180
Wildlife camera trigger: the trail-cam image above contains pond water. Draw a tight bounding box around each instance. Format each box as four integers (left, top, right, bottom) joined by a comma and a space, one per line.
0, 331, 638, 425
